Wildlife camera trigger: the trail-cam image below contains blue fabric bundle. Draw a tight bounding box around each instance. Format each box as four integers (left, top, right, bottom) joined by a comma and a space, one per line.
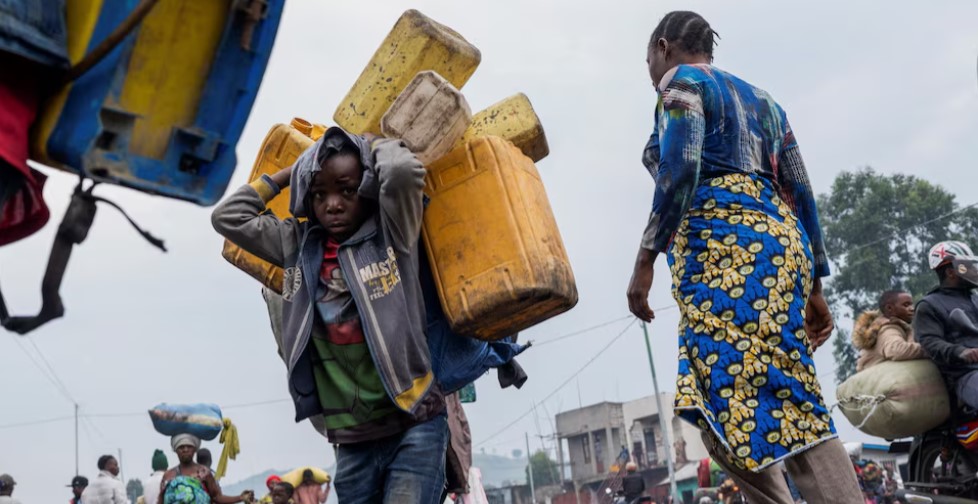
149, 403, 223, 441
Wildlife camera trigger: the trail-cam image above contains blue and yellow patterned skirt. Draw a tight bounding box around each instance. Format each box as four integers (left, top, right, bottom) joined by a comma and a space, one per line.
668, 173, 836, 472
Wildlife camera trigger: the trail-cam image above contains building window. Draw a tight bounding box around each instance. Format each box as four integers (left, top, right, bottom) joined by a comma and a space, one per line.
594, 431, 605, 473
581, 435, 591, 464
644, 428, 658, 466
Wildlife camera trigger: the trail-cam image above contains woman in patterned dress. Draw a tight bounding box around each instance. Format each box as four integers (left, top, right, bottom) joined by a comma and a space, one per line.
626, 11, 862, 504
159, 435, 251, 504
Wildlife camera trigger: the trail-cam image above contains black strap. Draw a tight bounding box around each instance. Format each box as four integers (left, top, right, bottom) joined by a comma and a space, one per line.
1, 179, 166, 334
89, 192, 167, 252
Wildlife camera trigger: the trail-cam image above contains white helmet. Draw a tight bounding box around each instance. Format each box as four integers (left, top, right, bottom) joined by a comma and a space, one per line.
928, 241, 978, 288
928, 241, 974, 269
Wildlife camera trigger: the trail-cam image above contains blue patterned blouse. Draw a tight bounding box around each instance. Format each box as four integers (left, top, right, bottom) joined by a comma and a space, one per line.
642, 64, 829, 278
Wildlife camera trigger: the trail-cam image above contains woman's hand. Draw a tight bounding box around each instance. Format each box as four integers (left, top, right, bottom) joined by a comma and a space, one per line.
805, 279, 834, 350
628, 248, 658, 322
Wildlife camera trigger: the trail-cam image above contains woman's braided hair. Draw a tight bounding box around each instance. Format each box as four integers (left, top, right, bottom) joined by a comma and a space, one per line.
649, 11, 719, 62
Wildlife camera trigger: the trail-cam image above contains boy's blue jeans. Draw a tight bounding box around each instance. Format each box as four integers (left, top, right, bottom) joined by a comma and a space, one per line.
333, 414, 449, 504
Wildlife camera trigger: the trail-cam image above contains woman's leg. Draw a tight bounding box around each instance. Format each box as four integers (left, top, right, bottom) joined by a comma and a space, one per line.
784, 438, 863, 504
700, 431, 794, 504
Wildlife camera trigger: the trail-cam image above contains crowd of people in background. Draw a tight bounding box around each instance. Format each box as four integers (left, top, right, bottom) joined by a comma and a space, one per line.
0, 443, 331, 504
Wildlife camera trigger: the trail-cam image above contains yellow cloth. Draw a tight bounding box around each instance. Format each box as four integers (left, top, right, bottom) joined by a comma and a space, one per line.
216, 417, 240, 480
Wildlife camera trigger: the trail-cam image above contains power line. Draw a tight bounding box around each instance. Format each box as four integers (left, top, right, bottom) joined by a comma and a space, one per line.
0, 415, 75, 430
83, 414, 109, 444
225, 398, 292, 410
475, 317, 640, 448
845, 201, 978, 255
0, 397, 295, 430
84, 411, 146, 419
531, 315, 634, 347
532, 308, 679, 348
28, 337, 77, 403
79, 416, 98, 448
10, 337, 75, 404
477, 432, 528, 449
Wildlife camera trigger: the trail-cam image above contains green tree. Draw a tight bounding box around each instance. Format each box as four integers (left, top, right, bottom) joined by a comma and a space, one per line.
525, 450, 560, 487
127, 478, 144, 503
818, 168, 978, 382
832, 327, 859, 384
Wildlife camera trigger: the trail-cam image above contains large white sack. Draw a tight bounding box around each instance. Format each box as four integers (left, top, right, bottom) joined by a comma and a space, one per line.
836, 359, 950, 439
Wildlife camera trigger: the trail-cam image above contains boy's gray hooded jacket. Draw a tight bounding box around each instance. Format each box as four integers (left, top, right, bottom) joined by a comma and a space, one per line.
212, 128, 437, 420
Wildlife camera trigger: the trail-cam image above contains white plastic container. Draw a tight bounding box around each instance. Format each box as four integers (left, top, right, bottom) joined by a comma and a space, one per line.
381, 71, 472, 165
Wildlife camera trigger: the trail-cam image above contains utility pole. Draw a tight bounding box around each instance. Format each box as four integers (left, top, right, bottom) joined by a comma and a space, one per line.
118, 448, 125, 484
525, 432, 537, 504
642, 321, 678, 500
74, 403, 79, 476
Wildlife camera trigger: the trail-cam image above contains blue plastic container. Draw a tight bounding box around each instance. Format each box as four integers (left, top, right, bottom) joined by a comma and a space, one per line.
31, 0, 284, 205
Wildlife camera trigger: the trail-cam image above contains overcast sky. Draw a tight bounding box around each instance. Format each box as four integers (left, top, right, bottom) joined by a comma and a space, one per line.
3, 1, 978, 502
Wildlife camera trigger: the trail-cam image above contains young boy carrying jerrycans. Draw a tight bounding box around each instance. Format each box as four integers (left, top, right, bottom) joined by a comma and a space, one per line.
212, 128, 447, 503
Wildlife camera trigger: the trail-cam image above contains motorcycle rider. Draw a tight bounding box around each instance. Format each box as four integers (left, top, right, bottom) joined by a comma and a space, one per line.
914, 241, 978, 409
621, 462, 645, 503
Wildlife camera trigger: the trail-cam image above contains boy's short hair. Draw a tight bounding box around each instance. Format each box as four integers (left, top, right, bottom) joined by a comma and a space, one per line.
878, 290, 907, 312
274, 482, 294, 496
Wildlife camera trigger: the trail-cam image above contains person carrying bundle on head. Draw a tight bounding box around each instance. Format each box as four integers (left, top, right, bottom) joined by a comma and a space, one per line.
159, 434, 251, 504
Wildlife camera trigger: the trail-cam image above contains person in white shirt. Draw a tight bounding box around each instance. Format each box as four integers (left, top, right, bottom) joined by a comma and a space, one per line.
143, 449, 168, 504
0, 473, 23, 504
81, 455, 129, 504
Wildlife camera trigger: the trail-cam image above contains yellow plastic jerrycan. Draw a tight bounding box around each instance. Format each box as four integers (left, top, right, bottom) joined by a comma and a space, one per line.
460, 93, 550, 163
422, 136, 578, 340
221, 118, 323, 292
333, 9, 481, 136
381, 71, 472, 165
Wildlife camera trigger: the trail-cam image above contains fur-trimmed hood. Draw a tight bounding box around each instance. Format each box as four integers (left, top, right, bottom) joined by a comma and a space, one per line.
852, 310, 912, 349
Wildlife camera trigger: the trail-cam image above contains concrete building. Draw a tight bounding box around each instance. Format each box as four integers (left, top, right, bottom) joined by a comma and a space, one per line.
555, 393, 710, 485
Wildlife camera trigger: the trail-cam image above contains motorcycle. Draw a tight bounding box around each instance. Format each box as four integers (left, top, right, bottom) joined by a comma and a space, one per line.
717, 478, 747, 504
895, 306, 978, 501
603, 488, 654, 504
898, 413, 978, 500
895, 488, 978, 504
